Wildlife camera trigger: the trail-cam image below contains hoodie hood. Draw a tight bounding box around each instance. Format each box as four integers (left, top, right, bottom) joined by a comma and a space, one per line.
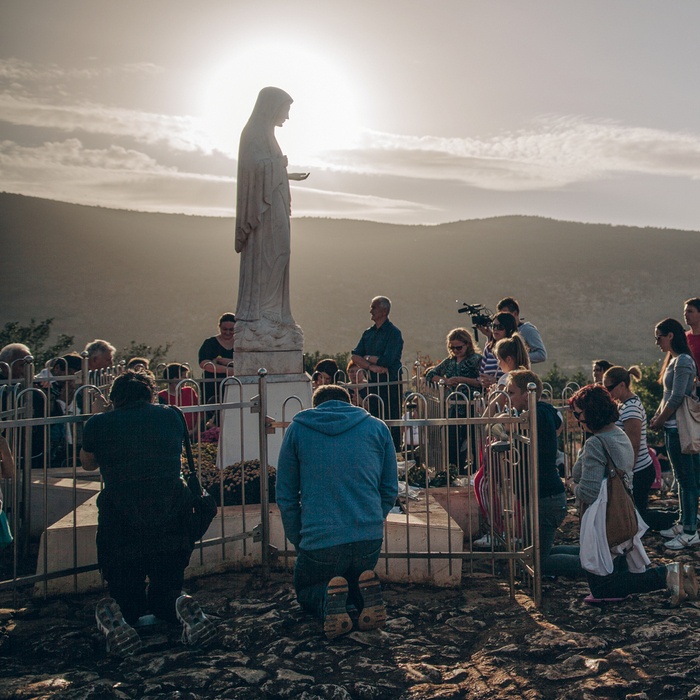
538, 400, 562, 430
292, 400, 371, 436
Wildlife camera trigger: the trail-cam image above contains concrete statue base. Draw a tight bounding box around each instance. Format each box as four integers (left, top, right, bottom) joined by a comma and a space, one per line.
217, 366, 312, 468
233, 350, 303, 377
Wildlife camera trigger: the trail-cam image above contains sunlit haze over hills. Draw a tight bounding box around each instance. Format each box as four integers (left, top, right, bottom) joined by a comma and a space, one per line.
2, 1, 700, 229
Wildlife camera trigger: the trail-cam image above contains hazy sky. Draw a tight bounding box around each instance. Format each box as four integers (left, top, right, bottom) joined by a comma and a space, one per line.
2, 1, 700, 228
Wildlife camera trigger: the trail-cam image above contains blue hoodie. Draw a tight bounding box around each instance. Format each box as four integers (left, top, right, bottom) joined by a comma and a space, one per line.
276, 401, 399, 550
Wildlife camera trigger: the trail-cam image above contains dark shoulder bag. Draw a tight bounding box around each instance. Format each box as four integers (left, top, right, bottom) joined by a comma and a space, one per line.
170, 406, 217, 542
597, 436, 637, 548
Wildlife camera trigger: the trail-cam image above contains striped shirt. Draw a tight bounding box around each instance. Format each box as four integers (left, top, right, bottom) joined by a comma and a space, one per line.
615, 395, 653, 473
479, 342, 503, 379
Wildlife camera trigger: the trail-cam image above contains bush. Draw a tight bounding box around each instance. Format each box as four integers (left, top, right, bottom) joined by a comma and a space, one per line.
0, 319, 73, 368
633, 361, 664, 441
114, 340, 172, 371
541, 363, 589, 399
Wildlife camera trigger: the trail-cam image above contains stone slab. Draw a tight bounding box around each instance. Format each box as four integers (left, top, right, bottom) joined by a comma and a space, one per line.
34, 495, 463, 594
29, 472, 101, 539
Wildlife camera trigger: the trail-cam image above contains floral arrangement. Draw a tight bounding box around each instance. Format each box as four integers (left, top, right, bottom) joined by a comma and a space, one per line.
404, 462, 460, 488
181, 443, 276, 507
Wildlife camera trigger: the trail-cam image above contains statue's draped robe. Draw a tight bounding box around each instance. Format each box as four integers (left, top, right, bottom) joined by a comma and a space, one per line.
235, 88, 295, 331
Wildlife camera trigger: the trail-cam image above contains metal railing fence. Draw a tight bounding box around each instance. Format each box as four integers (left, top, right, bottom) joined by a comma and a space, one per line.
0, 358, 571, 608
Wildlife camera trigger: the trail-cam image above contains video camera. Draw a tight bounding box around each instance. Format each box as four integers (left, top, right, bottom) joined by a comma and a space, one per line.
456, 301, 493, 341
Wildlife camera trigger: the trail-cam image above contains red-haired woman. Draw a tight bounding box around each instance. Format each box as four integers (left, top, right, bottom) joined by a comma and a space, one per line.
568, 385, 687, 601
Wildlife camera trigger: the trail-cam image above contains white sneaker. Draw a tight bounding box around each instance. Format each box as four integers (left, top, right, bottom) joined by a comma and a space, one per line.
176, 595, 218, 648
665, 531, 700, 550
660, 523, 683, 539
473, 533, 492, 547
95, 598, 141, 657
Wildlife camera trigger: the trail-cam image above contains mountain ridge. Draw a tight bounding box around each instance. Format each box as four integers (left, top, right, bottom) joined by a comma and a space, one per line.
1, 192, 697, 374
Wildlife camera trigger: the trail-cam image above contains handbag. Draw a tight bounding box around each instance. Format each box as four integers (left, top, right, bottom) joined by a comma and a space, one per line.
676, 378, 700, 455
597, 436, 638, 548
0, 510, 12, 548
170, 406, 217, 542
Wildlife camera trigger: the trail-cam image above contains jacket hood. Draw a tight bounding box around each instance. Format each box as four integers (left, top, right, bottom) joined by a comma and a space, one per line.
539, 400, 563, 430
292, 400, 371, 436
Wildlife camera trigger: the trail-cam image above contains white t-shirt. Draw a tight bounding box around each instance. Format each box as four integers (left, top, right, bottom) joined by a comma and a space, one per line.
615, 395, 653, 473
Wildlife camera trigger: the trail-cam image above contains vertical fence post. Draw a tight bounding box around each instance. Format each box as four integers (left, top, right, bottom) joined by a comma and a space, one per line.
257, 368, 270, 582
20, 355, 34, 557
80, 352, 90, 415
527, 382, 542, 607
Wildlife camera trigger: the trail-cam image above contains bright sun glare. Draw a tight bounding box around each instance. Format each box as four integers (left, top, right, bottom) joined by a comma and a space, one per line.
198, 42, 363, 162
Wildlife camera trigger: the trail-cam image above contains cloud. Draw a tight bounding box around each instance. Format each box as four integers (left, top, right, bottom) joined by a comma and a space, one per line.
0, 93, 215, 154
316, 117, 700, 191
0, 138, 427, 221
0, 57, 164, 83
289, 186, 434, 222
0, 138, 175, 172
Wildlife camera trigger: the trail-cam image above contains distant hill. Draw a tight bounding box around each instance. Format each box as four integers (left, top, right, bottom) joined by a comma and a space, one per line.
1, 192, 698, 374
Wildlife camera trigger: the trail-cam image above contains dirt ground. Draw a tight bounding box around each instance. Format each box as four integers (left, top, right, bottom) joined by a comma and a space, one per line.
1, 498, 700, 700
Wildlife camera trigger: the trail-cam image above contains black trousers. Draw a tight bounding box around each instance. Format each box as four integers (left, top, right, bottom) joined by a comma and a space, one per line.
586, 555, 666, 599
101, 550, 191, 625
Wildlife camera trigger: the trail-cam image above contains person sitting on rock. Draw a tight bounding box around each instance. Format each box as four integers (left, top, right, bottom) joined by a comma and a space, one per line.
276, 384, 398, 639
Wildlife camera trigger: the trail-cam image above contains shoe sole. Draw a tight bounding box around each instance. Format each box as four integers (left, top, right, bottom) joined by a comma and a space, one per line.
665, 537, 700, 550
324, 576, 352, 640
660, 525, 683, 539
95, 598, 141, 657
358, 570, 386, 632
667, 563, 687, 607
176, 596, 218, 648
684, 564, 699, 601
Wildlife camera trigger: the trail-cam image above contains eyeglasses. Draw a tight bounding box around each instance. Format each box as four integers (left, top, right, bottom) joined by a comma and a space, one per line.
654, 332, 667, 342
492, 324, 505, 331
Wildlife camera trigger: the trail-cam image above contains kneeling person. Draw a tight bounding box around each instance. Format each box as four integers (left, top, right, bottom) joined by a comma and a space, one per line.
276, 385, 399, 639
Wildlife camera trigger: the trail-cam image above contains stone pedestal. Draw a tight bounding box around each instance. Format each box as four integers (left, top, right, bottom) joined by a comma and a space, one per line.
218, 353, 312, 469
233, 350, 303, 377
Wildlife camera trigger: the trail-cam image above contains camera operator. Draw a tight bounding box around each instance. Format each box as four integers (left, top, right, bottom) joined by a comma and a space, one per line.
496, 297, 547, 364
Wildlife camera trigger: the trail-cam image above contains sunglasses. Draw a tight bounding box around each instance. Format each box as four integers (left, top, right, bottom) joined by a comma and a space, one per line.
572, 408, 585, 421
492, 324, 506, 331
449, 344, 465, 351
654, 332, 668, 342
603, 380, 622, 392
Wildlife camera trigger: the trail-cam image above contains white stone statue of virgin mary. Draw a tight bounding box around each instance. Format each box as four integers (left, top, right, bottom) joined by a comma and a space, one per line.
234, 87, 307, 352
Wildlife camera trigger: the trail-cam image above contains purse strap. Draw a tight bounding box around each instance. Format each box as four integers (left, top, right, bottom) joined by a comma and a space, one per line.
170, 405, 203, 497
596, 434, 628, 486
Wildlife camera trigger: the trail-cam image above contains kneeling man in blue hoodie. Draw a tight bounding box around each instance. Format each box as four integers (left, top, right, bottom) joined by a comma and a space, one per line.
277, 384, 399, 639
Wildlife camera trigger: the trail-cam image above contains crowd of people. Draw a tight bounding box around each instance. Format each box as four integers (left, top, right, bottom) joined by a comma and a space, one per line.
2, 295, 700, 648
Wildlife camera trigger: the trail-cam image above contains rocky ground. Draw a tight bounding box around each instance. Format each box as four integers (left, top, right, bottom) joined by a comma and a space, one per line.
2, 504, 700, 700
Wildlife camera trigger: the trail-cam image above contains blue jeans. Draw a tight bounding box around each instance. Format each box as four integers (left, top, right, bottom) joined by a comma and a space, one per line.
665, 428, 700, 532
294, 540, 383, 620
539, 492, 583, 577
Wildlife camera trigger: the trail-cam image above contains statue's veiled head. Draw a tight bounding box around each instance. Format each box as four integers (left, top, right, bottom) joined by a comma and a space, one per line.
248, 87, 293, 130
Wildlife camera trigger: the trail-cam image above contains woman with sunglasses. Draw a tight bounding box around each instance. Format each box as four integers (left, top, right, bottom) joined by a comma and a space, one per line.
478, 313, 518, 390
603, 366, 655, 522
649, 318, 700, 550
567, 385, 683, 601
425, 328, 482, 469
425, 328, 482, 391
